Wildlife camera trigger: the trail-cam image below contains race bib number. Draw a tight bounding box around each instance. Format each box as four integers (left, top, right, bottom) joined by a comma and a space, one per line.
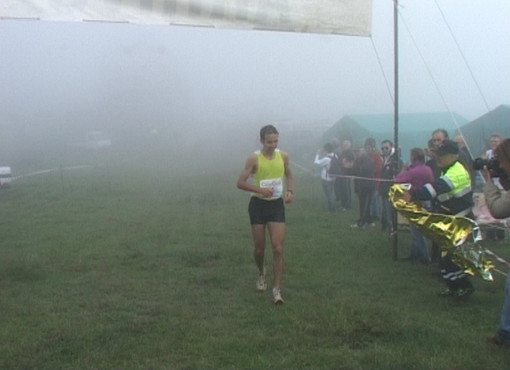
260, 178, 283, 199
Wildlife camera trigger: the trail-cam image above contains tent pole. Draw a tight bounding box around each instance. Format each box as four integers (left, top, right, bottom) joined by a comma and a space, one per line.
392, 0, 400, 261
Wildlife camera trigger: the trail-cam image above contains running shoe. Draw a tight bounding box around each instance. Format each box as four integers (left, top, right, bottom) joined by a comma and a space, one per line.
487, 335, 510, 348
438, 288, 454, 297
256, 268, 267, 292
272, 288, 284, 304
454, 287, 475, 299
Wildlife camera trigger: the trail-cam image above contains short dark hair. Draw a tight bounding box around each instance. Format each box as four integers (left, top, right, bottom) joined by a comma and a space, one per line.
410, 147, 425, 163
260, 124, 279, 140
324, 142, 334, 153
434, 140, 459, 156
364, 138, 376, 148
382, 139, 393, 147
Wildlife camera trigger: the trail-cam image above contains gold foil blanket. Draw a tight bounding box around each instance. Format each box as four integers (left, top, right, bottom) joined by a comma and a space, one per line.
389, 184, 494, 281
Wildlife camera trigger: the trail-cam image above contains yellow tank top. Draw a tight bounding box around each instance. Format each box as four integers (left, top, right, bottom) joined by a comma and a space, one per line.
253, 149, 285, 200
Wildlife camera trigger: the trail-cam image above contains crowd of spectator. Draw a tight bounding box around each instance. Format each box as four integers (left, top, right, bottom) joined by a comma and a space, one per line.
314, 128, 508, 247
315, 128, 510, 348
314, 128, 510, 347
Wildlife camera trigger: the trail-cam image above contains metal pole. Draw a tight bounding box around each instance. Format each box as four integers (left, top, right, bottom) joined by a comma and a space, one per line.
392, 0, 400, 261
60, 164, 65, 192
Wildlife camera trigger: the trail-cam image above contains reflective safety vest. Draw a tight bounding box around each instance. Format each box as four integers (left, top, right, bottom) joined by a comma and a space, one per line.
412, 161, 473, 216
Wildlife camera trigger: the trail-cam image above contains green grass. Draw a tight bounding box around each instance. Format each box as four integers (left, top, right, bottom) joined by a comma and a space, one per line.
1, 165, 510, 369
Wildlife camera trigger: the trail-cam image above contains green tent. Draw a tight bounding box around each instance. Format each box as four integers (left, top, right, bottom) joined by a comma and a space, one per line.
455, 105, 510, 158
323, 112, 468, 161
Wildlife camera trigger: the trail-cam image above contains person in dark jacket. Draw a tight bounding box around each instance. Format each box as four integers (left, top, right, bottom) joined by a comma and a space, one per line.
334, 139, 355, 211
351, 147, 375, 228
379, 140, 402, 233
365, 138, 383, 224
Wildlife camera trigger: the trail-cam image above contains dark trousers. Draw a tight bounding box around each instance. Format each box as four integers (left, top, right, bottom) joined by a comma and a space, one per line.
440, 253, 473, 291
430, 242, 440, 263
380, 197, 394, 232
486, 227, 506, 241
335, 177, 351, 210
356, 190, 373, 227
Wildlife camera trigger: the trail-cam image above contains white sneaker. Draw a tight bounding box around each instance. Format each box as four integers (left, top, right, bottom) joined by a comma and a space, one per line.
272, 288, 284, 304
256, 268, 267, 292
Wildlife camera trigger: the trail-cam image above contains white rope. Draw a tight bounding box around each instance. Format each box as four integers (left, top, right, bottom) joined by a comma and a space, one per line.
11, 165, 93, 181
433, 0, 492, 115
398, 4, 494, 162
484, 250, 510, 277
370, 36, 394, 106
398, 10, 462, 132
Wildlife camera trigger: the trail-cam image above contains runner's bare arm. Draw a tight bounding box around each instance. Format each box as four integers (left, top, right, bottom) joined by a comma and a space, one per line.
236, 154, 273, 197
282, 151, 294, 204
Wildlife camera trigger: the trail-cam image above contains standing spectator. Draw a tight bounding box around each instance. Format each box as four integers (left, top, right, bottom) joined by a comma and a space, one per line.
379, 140, 402, 233
431, 128, 449, 147
335, 139, 355, 211
426, 137, 442, 262
486, 134, 503, 159
351, 147, 375, 228
453, 135, 475, 188
395, 148, 434, 263
365, 138, 383, 224
401, 140, 475, 298
425, 138, 441, 179
483, 138, 510, 348
485, 133, 505, 242
314, 143, 338, 214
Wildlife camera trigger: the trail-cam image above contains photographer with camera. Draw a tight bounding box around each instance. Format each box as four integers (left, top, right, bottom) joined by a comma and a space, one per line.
482, 138, 510, 348
479, 134, 507, 241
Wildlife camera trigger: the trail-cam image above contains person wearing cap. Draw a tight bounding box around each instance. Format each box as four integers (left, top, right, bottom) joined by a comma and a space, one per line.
401, 140, 475, 298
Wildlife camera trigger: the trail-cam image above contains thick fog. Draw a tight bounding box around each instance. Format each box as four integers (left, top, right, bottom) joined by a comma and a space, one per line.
1, 0, 509, 174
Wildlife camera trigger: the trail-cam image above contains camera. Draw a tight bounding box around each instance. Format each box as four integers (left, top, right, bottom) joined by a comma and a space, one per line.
472, 157, 506, 178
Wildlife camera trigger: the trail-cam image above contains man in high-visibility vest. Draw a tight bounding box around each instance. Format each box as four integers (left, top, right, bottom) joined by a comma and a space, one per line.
403, 140, 475, 299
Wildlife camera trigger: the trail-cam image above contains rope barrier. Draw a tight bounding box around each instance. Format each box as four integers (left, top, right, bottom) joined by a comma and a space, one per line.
485, 249, 510, 269
10, 165, 93, 181
297, 162, 510, 274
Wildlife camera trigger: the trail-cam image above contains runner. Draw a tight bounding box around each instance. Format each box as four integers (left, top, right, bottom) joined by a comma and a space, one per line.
236, 124, 294, 304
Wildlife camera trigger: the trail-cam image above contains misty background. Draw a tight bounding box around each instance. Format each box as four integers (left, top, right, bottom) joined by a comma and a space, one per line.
1, 0, 509, 175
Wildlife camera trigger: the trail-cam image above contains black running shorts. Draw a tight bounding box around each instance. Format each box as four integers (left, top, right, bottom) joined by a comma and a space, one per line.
248, 197, 285, 225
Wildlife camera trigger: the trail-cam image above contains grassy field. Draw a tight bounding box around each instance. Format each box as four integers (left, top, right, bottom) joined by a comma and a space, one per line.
1, 163, 510, 369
